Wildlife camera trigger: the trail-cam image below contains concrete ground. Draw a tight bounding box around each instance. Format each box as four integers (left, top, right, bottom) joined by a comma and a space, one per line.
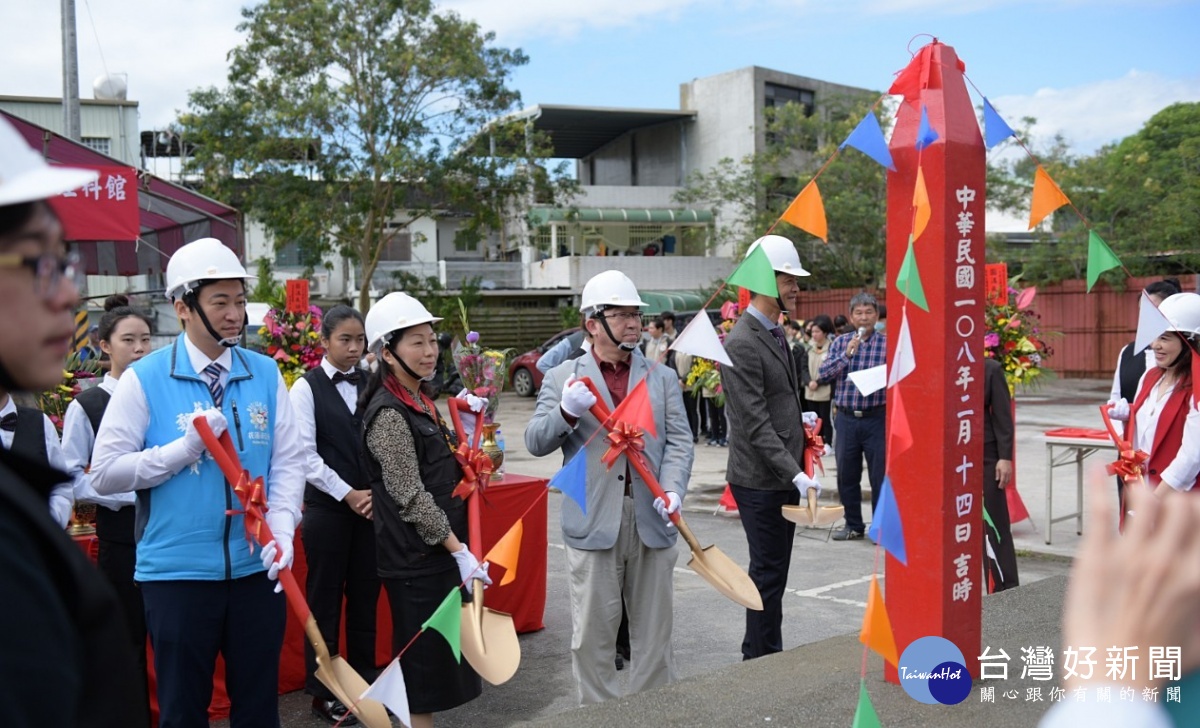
226, 377, 1114, 727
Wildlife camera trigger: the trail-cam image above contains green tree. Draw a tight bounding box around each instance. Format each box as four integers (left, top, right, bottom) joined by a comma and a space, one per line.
179, 0, 560, 312
674, 93, 888, 289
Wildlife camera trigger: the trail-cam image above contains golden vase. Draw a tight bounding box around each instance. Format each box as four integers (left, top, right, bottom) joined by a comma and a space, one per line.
481, 422, 504, 481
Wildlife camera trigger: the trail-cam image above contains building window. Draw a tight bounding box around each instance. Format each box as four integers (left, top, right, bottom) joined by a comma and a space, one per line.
379, 227, 412, 262
275, 241, 302, 267
81, 136, 111, 156
764, 82, 815, 114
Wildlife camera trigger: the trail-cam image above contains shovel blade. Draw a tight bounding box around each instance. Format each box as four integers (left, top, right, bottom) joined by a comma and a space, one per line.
781, 504, 815, 526
811, 505, 845, 527
313, 657, 391, 728
687, 544, 764, 611
460, 589, 522, 685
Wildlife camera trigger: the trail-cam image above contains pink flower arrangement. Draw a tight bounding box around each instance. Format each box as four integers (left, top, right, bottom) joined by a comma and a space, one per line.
259, 305, 325, 387
453, 300, 513, 423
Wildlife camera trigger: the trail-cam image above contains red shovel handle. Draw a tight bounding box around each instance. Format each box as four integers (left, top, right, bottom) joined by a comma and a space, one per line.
446, 395, 484, 453
446, 397, 486, 559
576, 376, 679, 525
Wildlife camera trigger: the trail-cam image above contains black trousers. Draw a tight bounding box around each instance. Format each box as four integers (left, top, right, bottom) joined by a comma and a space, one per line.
97, 537, 150, 724
681, 390, 700, 441
707, 399, 726, 441
142, 574, 285, 728
834, 410, 886, 533
302, 505, 381, 699
983, 458, 1020, 592
729, 484, 801, 660
808, 399, 833, 447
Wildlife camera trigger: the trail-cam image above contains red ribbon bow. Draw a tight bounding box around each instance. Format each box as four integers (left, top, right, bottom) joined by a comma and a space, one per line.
803, 420, 826, 477
601, 421, 646, 471
452, 444, 494, 500
226, 473, 269, 552
1098, 405, 1149, 485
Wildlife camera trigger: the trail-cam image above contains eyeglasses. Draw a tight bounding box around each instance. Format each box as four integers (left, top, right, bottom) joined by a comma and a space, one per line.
600, 311, 642, 323
0, 251, 82, 300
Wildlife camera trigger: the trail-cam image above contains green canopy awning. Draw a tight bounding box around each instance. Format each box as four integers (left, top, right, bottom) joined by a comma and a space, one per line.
639, 290, 707, 315
530, 207, 714, 226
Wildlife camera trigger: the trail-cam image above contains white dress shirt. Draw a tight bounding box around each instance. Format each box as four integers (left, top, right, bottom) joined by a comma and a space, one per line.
288, 357, 359, 501
0, 396, 73, 528
1133, 372, 1200, 491
61, 374, 136, 512
89, 335, 305, 529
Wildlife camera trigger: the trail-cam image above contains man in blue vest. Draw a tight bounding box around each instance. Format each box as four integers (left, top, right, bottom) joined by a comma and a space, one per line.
91, 237, 305, 728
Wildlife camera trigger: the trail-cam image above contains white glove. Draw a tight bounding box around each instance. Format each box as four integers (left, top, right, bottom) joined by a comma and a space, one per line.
452, 546, 493, 595
183, 408, 228, 459
456, 388, 488, 414
653, 492, 682, 523
561, 374, 598, 419
793, 471, 821, 498
259, 513, 295, 594
802, 411, 818, 428
1107, 398, 1130, 422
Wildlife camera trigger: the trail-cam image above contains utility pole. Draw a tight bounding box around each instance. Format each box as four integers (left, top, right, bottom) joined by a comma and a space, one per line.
61, 0, 82, 141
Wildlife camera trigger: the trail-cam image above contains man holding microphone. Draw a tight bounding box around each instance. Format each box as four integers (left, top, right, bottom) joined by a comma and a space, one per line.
818, 292, 887, 541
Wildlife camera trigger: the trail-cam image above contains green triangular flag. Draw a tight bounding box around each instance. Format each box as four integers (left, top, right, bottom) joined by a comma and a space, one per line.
895, 236, 929, 311
727, 243, 778, 297
852, 679, 882, 728
1086, 230, 1123, 292
983, 505, 1000, 543
421, 588, 463, 663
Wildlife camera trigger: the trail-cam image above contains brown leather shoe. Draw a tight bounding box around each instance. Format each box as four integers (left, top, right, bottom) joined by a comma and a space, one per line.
312, 697, 359, 725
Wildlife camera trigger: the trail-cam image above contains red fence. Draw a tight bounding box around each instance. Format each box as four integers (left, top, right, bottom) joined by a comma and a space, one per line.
796, 275, 1199, 379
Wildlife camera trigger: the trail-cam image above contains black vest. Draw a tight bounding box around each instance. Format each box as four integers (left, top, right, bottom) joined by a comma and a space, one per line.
362, 386, 465, 579
10, 406, 48, 467
1116, 341, 1147, 403
74, 387, 137, 545
302, 367, 369, 512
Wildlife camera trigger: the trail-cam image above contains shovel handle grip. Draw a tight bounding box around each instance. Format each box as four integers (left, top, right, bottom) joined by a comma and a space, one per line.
447, 395, 484, 453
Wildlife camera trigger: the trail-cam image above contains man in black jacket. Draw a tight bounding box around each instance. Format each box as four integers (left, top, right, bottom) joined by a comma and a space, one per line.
0, 115, 146, 728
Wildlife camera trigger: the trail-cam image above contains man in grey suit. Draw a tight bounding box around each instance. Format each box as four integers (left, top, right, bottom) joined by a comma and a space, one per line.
526, 270, 694, 705
722, 235, 820, 660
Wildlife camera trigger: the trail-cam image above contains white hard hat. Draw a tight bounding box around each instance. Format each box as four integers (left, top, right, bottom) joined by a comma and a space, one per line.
579, 270, 647, 314
0, 115, 98, 206
164, 237, 256, 301
1158, 292, 1200, 338
365, 292, 442, 353
747, 235, 810, 277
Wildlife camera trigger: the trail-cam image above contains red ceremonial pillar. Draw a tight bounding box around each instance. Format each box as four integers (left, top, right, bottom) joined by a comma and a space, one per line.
884, 41, 985, 681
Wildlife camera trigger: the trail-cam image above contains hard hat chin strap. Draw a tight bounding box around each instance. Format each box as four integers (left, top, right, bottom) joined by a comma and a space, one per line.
592, 309, 637, 351
183, 289, 244, 348
386, 337, 436, 383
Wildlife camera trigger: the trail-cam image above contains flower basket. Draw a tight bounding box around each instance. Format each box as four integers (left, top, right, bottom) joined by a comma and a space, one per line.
258, 305, 325, 388
452, 300, 513, 423
984, 284, 1056, 393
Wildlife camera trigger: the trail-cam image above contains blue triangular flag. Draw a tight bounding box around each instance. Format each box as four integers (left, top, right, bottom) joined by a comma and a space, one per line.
915, 105, 939, 151
982, 97, 1016, 150
550, 450, 588, 515
839, 112, 895, 171
867, 476, 907, 565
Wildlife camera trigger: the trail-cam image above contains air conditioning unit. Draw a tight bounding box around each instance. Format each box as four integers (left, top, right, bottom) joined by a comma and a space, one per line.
310, 272, 330, 296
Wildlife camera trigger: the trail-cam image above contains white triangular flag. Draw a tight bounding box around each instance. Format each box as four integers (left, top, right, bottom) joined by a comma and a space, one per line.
669, 310, 733, 367
887, 312, 915, 387
1134, 290, 1172, 354
361, 658, 411, 728
848, 364, 887, 396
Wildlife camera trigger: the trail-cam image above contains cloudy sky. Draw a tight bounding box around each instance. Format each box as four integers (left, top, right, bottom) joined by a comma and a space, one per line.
5, 0, 1198, 159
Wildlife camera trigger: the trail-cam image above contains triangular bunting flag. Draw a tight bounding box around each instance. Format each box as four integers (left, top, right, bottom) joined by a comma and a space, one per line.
483, 518, 523, 586
1007, 485, 1031, 526
858, 575, 899, 666
670, 309, 733, 367
1086, 230, 1123, 291
361, 658, 412, 728
727, 243, 778, 297
421, 588, 463, 662
550, 450, 588, 514
983, 98, 1016, 150
982, 505, 1000, 543
887, 386, 913, 467
839, 112, 896, 171
867, 476, 907, 565
985, 537, 1004, 595
1134, 290, 1173, 354
780, 179, 828, 242
609, 378, 657, 439
852, 679, 883, 728
1028, 165, 1071, 229
887, 311, 915, 387
912, 166, 931, 242
915, 105, 939, 150
895, 236, 929, 311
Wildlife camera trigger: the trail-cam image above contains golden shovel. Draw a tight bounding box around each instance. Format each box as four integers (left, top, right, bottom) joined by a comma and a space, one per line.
195, 420, 390, 728
782, 487, 845, 527
579, 378, 763, 611
446, 400, 522, 685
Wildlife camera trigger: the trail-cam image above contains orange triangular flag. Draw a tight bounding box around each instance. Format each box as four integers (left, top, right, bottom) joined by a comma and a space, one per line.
859, 575, 899, 667
608, 378, 657, 438
912, 167, 931, 241
1028, 165, 1071, 229
780, 179, 828, 242
483, 518, 523, 586
886, 384, 913, 470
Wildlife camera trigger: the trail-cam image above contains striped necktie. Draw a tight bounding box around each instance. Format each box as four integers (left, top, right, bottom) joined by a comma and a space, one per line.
203, 362, 225, 408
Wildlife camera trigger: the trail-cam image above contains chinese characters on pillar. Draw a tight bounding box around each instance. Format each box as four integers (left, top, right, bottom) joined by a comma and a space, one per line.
950, 184, 981, 605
